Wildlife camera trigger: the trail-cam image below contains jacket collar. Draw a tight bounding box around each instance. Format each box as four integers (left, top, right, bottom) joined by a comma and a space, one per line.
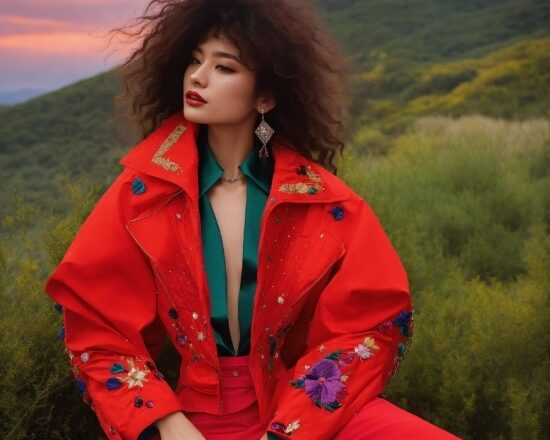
120, 112, 350, 207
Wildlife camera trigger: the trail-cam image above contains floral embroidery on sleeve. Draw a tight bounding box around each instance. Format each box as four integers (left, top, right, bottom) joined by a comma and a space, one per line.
290, 337, 380, 411
290, 309, 413, 412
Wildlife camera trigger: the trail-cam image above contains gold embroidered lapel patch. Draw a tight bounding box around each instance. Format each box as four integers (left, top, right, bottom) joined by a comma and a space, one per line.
151, 124, 186, 173
278, 165, 325, 195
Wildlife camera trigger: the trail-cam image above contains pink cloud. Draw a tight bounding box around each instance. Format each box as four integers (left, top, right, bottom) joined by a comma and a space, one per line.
0, 0, 150, 92
0, 0, 149, 28
0, 14, 79, 36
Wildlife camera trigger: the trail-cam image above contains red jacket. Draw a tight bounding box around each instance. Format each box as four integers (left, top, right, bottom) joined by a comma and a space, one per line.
45, 112, 413, 440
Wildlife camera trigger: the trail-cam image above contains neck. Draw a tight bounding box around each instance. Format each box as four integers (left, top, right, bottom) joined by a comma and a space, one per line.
206, 116, 256, 178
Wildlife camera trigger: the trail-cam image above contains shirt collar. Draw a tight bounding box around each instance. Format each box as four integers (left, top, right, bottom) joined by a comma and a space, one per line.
197, 124, 274, 197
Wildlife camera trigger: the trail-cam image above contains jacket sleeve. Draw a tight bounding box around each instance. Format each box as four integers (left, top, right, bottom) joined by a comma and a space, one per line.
44, 170, 185, 440
267, 198, 413, 440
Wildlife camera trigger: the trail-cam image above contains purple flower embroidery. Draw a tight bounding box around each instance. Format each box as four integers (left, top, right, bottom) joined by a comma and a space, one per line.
303, 359, 345, 409
271, 421, 286, 433
290, 338, 381, 411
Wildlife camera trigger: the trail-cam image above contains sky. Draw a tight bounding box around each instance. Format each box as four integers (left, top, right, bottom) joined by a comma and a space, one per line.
0, 0, 151, 94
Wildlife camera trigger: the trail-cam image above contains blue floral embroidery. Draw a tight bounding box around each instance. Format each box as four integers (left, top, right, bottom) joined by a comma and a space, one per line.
131, 177, 146, 195
58, 325, 65, 340
106, 377, 122, 390
393, 310, 413, 336
110, 363, 125, 374
54, 303, 63, 314
330, 206, 344, 221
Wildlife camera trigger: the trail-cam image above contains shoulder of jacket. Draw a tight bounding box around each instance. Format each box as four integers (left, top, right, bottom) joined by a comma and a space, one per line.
309, 164, 367, 206
83, 164, 180, 224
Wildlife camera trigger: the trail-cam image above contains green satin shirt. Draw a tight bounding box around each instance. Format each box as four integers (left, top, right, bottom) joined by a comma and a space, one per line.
197, 124, 274, 356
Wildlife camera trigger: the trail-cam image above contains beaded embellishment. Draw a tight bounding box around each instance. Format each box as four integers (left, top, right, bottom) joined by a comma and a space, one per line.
279, 165, 325, 195
152, 124, 186, 173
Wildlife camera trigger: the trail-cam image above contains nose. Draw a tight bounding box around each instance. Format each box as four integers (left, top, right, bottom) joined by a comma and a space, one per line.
189, 64, 207, 88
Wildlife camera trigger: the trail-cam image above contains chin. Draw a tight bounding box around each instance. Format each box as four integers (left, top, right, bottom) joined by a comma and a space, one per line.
183, 107, 251, 126
183, 108, 209, 124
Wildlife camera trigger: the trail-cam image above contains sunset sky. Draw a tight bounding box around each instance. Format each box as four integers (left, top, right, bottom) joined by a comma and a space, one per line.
0, 0, 151, 93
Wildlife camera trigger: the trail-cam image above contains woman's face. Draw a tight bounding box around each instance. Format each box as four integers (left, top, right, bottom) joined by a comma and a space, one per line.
183, 31, 261, 126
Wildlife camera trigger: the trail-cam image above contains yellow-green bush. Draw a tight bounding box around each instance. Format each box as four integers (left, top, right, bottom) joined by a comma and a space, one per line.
341, 115, 549, 438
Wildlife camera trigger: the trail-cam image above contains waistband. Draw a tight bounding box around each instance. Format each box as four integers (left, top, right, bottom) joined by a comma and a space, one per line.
218, 355, 253, 389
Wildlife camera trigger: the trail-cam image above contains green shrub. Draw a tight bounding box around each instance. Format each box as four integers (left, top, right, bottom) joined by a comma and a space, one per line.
341, 114, 549, 438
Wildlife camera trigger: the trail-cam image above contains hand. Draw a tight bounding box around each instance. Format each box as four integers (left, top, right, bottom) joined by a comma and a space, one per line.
156, 411, 205, 440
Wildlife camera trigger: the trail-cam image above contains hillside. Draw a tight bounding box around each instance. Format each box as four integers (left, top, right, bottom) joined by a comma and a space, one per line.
1, 0, 549, 216
350, 37, 550, 154
318, 0, 550, 68
0, 72, 133, 214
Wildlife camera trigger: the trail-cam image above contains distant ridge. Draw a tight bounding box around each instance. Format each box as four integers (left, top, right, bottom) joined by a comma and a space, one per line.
0, 89, 46, 105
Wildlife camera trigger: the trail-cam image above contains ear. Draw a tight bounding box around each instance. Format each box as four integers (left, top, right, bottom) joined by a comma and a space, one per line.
256, 91, 277, 113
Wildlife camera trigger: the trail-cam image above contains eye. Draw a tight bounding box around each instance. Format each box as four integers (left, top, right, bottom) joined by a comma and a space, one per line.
190, 57, 200, 65
217, 65, 235, 73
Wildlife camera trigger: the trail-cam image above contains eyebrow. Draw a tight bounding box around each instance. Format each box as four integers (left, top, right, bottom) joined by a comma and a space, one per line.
194, 47, 243, 64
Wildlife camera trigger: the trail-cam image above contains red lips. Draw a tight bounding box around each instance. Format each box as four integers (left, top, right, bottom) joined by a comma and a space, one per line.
185, 91, 206, 103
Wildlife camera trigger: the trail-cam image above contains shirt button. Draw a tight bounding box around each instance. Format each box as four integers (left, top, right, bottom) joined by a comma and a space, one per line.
232, 370, 240, 377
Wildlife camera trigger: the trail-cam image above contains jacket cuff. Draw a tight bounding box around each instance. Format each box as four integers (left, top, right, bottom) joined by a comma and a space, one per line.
70, 351, 185, 439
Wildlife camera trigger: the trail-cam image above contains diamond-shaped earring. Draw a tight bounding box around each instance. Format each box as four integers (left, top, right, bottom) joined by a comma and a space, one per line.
255, 108, 274, 159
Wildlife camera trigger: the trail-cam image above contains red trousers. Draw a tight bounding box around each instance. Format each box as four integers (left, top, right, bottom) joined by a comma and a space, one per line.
165, 356, 461, 439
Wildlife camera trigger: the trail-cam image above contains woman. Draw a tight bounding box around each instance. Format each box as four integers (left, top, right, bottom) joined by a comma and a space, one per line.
45, 1, 460, 439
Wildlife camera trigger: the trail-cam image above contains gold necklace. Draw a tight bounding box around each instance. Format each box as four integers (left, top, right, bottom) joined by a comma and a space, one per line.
219, 175, 246, 183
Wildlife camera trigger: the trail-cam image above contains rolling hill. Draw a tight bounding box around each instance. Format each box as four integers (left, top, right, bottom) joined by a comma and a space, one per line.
1, 0, 549, 215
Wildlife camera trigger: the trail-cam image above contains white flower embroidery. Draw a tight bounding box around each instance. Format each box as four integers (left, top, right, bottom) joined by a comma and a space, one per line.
354, 344, 373, 360
122, 359, 149, 388
354, 336, 380, 360
285, 420, 301, 434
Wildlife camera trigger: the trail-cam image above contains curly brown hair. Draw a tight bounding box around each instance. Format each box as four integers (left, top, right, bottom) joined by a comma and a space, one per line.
112, 0, 351, 174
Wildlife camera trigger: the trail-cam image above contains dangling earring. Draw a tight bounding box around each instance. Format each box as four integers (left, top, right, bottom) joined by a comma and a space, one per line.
255, 107, 274, 159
